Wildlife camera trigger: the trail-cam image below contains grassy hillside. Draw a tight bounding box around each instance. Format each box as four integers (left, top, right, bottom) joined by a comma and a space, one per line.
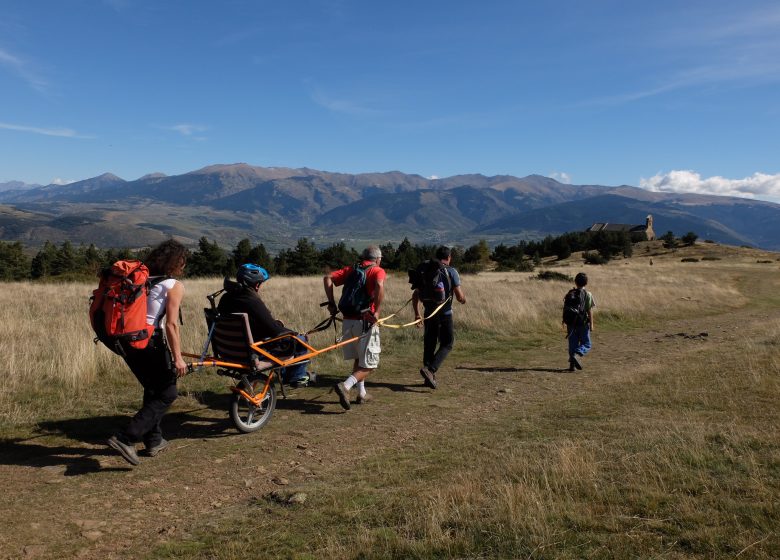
0, 243, 778, 559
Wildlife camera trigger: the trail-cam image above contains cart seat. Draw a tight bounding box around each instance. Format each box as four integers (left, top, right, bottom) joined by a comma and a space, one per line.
204, 310, 277, 371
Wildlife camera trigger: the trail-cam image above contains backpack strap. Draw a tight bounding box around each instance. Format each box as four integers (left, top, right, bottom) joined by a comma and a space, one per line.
441, 265, 452, 298
355, 262, 377, 289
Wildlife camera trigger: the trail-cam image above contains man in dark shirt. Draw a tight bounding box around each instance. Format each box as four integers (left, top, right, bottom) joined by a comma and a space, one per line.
412, 246, 466, 389
217, 264, 309, 386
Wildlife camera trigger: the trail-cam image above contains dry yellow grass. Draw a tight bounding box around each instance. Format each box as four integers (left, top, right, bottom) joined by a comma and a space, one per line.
0, 264, 748, 427
1, 251, 778, 559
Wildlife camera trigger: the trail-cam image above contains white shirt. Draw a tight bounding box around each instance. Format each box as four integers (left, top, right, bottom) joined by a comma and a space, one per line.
146, 278, 178, 327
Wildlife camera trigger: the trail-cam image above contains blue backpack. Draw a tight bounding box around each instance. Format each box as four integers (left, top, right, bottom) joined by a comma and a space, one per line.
338, 263, 376, 316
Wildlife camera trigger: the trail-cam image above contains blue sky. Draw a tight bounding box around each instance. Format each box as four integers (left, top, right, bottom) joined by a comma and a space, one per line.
1, 0, 779, 201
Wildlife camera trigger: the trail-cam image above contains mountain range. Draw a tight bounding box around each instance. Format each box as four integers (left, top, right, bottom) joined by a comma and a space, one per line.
1, 163, 779, 250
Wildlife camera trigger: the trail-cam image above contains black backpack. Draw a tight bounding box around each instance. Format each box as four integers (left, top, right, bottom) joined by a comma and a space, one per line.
338, 262, 376, 316
409, 259, 450, 303
562, 288, 588, 327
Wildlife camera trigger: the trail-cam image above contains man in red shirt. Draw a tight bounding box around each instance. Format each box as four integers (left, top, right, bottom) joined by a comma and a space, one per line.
323, 246, 386, 410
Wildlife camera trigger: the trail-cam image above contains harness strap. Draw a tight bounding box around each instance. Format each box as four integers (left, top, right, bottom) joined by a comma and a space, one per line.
377, 296, 452, 329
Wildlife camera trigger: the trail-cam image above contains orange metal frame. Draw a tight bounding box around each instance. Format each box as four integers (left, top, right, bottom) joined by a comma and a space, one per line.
180, 298, 449, 408
182, 331, 364, 406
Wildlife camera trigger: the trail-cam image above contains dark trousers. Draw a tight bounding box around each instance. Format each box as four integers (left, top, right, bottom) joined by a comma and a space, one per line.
119, 334, 177, 447
423, 311, 455, 373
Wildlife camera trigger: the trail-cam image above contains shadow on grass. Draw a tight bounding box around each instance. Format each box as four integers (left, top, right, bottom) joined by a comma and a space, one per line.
0, 398, 236, 476
366, 380, 429, 393
308, 374, 429, 395
0, 437, 125, 476
275, 391, 342, 416
456, 366, 572, 374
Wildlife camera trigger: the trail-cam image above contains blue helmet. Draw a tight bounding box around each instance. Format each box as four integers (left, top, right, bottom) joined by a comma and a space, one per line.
237, 263, 269, 287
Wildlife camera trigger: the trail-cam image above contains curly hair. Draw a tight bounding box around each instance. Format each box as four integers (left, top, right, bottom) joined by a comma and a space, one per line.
145, 239, 188, 276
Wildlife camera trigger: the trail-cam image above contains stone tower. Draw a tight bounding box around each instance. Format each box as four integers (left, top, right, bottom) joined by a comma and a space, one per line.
645, 215, 655, 240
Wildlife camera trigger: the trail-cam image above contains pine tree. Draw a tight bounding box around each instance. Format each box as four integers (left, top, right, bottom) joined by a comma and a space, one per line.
286, 238, 321, 275
188, 237, 228, 277
0, 241, 30, 280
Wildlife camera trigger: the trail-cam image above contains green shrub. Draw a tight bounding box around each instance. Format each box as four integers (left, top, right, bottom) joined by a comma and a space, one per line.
756, 260, 773, 264
681, 257, 699, 262
701, 256, 721, 261
681, 232, 698, 246
458, 263, 483, 274
515, 259, 535, 272
704, 239, 716, 244
583, 251, 608, 265
661, 231, 677, 248
535, 270, 572, 282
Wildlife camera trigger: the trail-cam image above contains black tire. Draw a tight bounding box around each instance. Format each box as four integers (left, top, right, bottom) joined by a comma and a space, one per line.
230, 377, 276, 433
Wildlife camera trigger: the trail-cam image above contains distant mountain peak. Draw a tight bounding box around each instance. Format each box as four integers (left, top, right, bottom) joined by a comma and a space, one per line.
1, 163, 779, 250
95, 172, 125, 182
186, 163, 313, 184
0, 180, 40, 193
190, 163, 271, 174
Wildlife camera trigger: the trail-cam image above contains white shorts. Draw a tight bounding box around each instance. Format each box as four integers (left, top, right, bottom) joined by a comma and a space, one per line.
341, 319, 381, 369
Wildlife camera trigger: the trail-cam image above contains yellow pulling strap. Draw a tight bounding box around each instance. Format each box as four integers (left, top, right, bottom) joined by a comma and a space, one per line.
375, 297, 451, 329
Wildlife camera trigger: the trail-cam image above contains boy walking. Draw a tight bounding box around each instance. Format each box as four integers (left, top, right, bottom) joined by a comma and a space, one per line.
562, 272, 595, 371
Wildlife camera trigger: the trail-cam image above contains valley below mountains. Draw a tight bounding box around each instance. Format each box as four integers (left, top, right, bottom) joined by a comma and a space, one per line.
2, 163, 779, 250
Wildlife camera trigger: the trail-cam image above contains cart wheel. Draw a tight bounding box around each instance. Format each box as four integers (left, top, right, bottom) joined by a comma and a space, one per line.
230, 377, 276, 433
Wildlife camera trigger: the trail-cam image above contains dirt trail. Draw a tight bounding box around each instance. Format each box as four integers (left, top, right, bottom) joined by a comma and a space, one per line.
0, 278, 777, 559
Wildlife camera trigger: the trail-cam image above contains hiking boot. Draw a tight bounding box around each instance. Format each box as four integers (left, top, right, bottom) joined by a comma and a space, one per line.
145, 438, 170, 457
356, 393, 372, 405
108, 435, 140, 466
572, 353, 583, 370
289, 375, 310, 388
568, 360, 576, 372
334, 382, 351, 410
420, 367, 437, 389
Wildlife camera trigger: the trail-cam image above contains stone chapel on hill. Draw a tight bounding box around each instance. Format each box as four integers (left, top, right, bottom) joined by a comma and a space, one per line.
586, 215, 656, 241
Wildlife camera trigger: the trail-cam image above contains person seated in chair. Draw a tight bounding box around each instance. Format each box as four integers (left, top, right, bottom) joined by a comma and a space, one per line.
217, 264, 310, 387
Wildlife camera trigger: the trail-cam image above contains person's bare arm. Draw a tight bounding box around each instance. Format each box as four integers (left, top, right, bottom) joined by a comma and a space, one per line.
323, 274, 337, 316
412, 289, 422, 328
372, 278, 384, 319
453, 285, 466, 304
164, 281, 187, 377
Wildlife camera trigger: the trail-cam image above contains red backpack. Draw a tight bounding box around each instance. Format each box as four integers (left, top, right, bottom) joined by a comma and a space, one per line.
89, 260, 156, 354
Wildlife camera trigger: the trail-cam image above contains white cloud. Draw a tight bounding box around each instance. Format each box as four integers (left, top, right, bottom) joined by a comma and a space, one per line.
0, 49, 22, 66
0, 47, 48, 92
0, 121, 91, 138
640, 170, 780, 200
162, 123, 208, 136
428, 175, 440, 180
50, 178, 75, 185
583, 6, 780, 107
550, 171, 572, 184
310, 89, 384, 117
